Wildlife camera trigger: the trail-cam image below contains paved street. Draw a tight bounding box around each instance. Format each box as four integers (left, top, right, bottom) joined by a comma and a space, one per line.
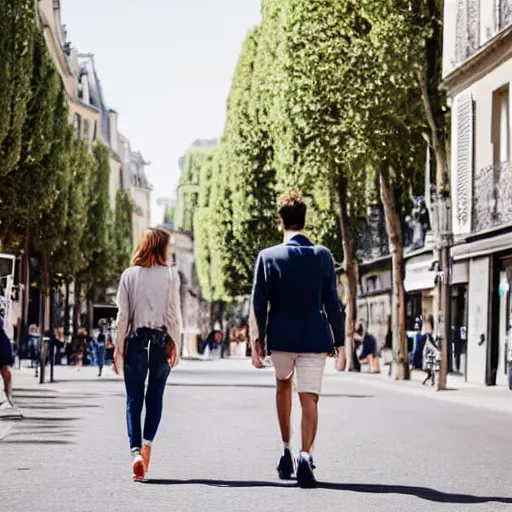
2, 360, 512, 512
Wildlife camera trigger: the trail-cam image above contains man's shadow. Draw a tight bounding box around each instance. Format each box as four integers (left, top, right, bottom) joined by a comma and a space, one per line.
144, 479, 512, 504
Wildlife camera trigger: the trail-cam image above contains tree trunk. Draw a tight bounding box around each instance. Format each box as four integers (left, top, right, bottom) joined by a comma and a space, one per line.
39, 250, 51, 384
419, 70, 449, 190
379, 165, 409, 380
19, 228, 31, 349
334, 173, 357, 372
64, 280, 70, 336
73, 280, 81, 335
87, 287, 94, 333
418, 0, 449, 191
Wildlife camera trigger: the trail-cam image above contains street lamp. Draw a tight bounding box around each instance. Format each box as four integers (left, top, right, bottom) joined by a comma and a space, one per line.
429, 186, 453, 391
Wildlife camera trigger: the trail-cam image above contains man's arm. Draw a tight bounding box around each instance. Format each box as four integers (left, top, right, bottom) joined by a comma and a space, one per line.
249, 252, 268, 353
322, 251, 345, 348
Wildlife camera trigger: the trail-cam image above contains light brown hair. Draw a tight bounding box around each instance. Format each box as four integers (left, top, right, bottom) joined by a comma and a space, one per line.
131, 228, 170, 268
277, 191, 307, 230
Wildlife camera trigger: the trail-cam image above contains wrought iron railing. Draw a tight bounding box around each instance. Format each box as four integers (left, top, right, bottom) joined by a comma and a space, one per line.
473, 161, 512, 232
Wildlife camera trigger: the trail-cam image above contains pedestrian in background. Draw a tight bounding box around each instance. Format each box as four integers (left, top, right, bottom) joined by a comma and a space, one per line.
73, 328, 87, 371
114, 228, 182, 481
0, 297, 14, 408
27, 324, 40, 376
95, 322, 107, 377
355, 322, 380, 374
410, 319, 424, 370
422, 315, 440, 386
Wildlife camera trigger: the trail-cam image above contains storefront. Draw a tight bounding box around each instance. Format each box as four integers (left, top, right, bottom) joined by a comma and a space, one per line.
494, 254, 512, 387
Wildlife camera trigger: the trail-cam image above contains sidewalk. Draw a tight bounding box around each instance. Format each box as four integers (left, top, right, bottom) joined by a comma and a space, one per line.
324, 361, 512, 415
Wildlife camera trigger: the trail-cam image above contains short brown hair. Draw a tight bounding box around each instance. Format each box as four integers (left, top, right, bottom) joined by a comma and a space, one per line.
278, 191, 307, 230
131, 228, 170, 268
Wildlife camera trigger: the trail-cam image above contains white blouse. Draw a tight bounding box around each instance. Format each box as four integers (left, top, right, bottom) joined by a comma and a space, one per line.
114, 265, 183, 370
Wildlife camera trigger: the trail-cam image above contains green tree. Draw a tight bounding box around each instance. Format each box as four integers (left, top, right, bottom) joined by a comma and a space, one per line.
340, 2, 429, 379
175, 142, 216, 233
194, 149, 217, 301
58, 138, 95, 282
79, 144, 114, 295
262, 0, 368, 368
224, 26, 280, 297
0, 0, 35, 176
0, 29, 62, 247
114, 189, 134, 275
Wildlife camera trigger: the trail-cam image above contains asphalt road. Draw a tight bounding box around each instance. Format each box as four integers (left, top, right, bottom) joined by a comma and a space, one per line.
1, 360, 512, 512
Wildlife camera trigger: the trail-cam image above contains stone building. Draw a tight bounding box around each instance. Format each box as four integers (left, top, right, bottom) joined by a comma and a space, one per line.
118, 134, 152, 248
443, 0, 512, 385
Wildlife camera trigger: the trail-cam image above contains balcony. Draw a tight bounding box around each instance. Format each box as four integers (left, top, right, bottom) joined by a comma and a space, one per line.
356, 207, 389, 262
473, 162, 512, 232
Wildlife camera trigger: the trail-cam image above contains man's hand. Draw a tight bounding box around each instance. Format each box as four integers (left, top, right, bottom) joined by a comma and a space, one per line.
335, 346, 346, 372
252, 340, 266, 369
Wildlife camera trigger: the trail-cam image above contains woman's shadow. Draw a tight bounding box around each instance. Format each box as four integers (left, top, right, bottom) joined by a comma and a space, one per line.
143, 478, 512, 504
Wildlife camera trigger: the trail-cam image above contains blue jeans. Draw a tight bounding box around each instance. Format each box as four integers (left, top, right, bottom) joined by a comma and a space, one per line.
124, 329, 171, 452
96, 345, 106, 375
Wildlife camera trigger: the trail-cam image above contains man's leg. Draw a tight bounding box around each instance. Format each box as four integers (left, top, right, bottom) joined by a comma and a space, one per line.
295, 354, 326, 488
298, 392, 319, 454
276, 377, 293, 444
271, 351, 296, 480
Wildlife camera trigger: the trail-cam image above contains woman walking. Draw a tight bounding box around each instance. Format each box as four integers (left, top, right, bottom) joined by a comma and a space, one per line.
114, 228, 182, 481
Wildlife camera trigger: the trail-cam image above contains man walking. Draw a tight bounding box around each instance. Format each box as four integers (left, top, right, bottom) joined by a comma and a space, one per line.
250, 192, 345, 488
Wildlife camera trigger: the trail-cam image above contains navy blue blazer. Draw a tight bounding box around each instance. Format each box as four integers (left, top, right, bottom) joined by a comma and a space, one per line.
251, 234, 345, 354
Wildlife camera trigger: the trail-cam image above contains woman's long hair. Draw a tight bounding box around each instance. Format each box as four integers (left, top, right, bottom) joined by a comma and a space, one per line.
131, 228, 170, 268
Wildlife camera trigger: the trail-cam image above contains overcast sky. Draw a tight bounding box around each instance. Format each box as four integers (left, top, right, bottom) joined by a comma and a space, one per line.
61, 0, 261, 226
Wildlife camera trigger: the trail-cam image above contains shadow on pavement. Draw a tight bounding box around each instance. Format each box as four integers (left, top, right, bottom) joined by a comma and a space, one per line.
167, 382, 373, 398
144, 479, 512, 503
0, 439, 74, 445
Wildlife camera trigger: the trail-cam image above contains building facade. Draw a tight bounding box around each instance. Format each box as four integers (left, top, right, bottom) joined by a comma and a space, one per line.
444, 0, 512, 385
118, 134, 152, 248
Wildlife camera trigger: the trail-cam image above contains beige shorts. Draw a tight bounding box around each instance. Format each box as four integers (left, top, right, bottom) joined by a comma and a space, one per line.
271, 351, 327, 395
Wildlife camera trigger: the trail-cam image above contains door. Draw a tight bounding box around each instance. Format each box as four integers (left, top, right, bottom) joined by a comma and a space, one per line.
496, 259, 512, 386
467, 257, 491, 385
451, 285, 468, 376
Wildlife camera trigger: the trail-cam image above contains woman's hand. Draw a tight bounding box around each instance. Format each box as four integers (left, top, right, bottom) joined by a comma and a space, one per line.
166, 339, 179, 368
113, 350, 120, 375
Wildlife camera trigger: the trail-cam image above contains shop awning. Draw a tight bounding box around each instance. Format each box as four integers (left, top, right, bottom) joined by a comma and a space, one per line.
404, 260, 437, 292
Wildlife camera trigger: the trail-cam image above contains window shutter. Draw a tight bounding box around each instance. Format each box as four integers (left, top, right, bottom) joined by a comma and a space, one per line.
453, 93, 474, 235
456, 0, 469, 64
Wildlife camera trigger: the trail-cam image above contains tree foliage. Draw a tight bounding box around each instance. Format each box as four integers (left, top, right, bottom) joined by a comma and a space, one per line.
0, 0, 35, 176
79, 144, 115, 290
175, 143, 216, 233
56, 138, 95, 281
113, 189, 134, 275
0, 30, 68, 250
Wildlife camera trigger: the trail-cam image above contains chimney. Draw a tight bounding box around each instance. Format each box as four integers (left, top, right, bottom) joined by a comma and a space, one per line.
108, 109, 119, 152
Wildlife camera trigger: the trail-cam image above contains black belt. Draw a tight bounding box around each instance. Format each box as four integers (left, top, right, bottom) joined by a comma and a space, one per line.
133, 327, 164, 336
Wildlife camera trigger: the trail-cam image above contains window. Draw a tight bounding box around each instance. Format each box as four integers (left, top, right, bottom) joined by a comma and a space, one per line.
83, 119, 90, 144
492, 85, 510, 165
73, 113, 81, 137
365, 275, 380, 293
